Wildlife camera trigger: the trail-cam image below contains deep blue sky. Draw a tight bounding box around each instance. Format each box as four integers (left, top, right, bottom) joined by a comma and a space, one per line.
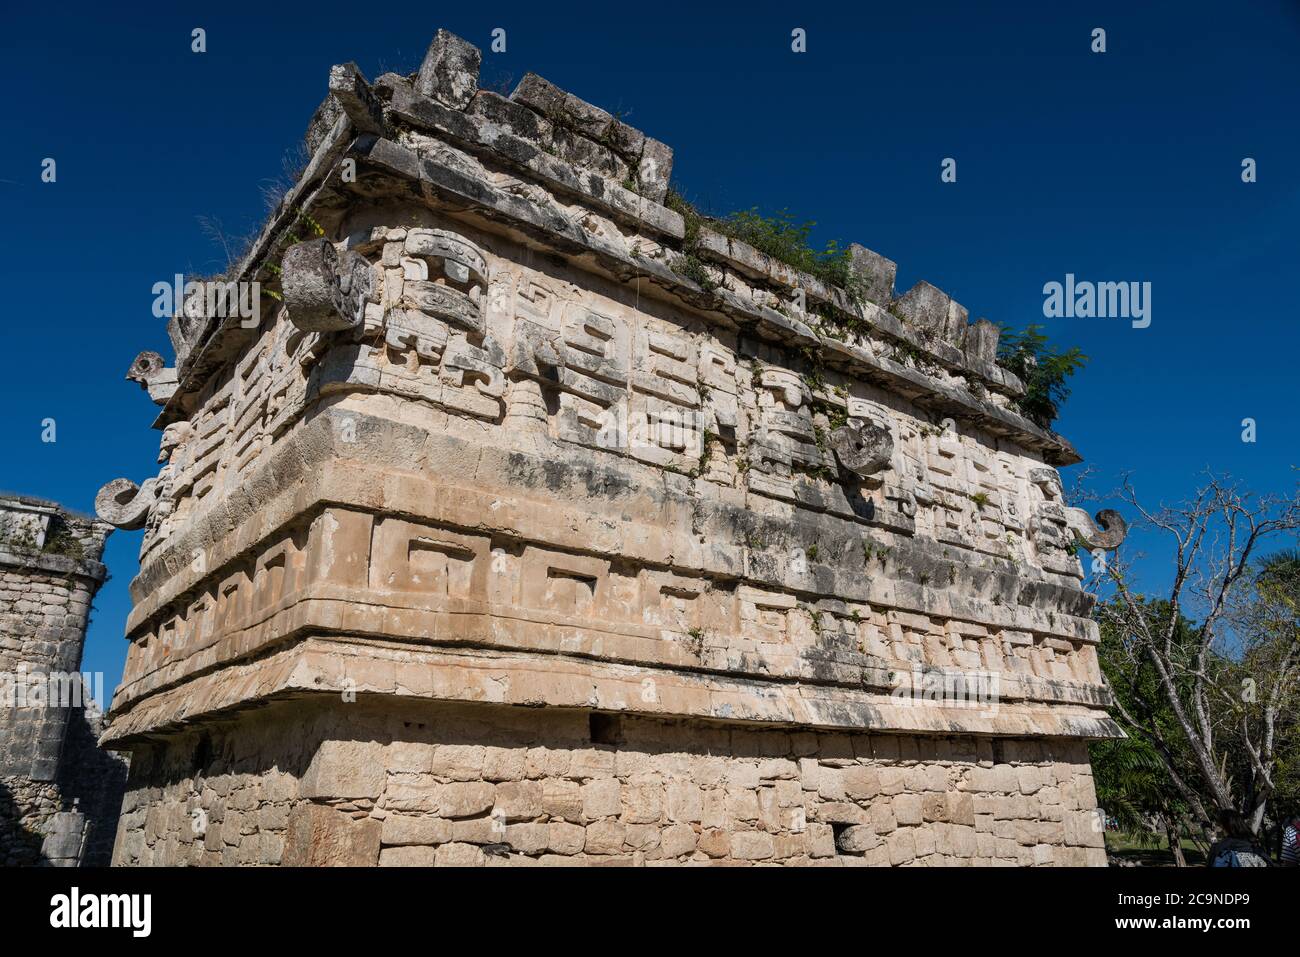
3, 1, 1298, 703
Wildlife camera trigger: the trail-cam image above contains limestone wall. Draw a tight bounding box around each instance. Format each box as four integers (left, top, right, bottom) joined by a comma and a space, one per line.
0, 495, 126, 865
112, 697, 1104, 866
95, 29, 1123, 866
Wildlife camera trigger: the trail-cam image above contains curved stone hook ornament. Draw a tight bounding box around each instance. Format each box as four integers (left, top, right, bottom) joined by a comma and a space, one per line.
95, 478, 159, 531
1064, 507, 1128, 551
281, 238, 373, 333
830, 419, 894, 478
126, 350, 179, 405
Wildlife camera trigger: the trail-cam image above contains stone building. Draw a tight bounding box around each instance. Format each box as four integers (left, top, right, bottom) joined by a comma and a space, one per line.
95, 29, 1126, 866
0, 494, 126, 866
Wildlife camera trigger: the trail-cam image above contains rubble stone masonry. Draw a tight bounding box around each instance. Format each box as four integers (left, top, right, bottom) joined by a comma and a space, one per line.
113, 698, 1104, 866
95, 29, 1126, 866
0, 495, 126, 865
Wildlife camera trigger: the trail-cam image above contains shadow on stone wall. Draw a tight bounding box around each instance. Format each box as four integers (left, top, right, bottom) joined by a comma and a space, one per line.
0, 778, 49, 865
54, 703, 128, 866
0, 704, 127, 867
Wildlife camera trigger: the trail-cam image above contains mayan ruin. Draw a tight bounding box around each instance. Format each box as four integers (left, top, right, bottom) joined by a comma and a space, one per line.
53, 27, 1145, 869
0, 495, 127, 866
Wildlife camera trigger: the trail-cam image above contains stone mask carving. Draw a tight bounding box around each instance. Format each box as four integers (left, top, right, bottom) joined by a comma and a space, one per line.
830, 418, 894, 478
281, 238, 373, 332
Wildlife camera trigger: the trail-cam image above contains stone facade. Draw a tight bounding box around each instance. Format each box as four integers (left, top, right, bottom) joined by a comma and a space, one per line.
0, 495, 127, 865
113, 697, 1104, 866
96, 29, 1125, 866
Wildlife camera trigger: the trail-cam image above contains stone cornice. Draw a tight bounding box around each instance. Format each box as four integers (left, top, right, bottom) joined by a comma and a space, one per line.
100, 636, 1123, 748
151, 62, 1081, 466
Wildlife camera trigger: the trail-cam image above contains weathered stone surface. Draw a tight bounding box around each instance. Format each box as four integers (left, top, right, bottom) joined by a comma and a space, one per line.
301, 739, 387, 799
282, 803, 381, 866
965, 318, 1001, 365
126, 350, 178, 405
847, 244, 897, 307
415, 29, 481, 109
0, 496, 123, 866
94, 478, 157, 531
893, 281, 952, 341
637, 137, 674, 202
513, 74, 611, 139
95, 26, 1124, 868
1065, 507, 1129, 551
281, 237, 372, 332
830, 419, 893, 478
328, 62, 384, 136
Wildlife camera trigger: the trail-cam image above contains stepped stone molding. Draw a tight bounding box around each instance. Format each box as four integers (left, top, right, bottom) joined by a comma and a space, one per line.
94, 29, 1124, 867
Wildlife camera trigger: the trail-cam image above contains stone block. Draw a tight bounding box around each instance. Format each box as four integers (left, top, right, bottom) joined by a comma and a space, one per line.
380, 844, 437, 866
731, 830, 775, 861
847, 244, 897, 307
415, 29, 481, 109
282, 804, 380, 866
301, 739, 386, 799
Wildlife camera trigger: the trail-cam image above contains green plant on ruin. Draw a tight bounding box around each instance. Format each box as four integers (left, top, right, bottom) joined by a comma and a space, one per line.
664, 190, 715, 291
0, 518, 85, 560
794, 461, 837, 483
296, 210, 327, 239
995, 323, 1087, 429
689, 430, 719, 479
664, 191, 870, 310
813, 302, 871, 343
670, 252, 717, 293
888, 340, 941, 376
969, 491, 990, 509
811, 399, 849, 433
41, 520, 85, 560
862, 541, 891, 566
0, 525, 38, 552
806, 544, 819, 561
715, 209, 864, 304
799, 345, 827, 395
666, 189, 702, 242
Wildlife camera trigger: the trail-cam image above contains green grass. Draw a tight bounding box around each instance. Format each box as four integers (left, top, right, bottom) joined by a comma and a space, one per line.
1104, 830, 1207, 866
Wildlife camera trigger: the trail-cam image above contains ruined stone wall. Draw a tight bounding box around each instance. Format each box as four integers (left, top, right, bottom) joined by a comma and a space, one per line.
0, 496, 127, 865
96, 29, 1124, 866
112, 697, 1104, 866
